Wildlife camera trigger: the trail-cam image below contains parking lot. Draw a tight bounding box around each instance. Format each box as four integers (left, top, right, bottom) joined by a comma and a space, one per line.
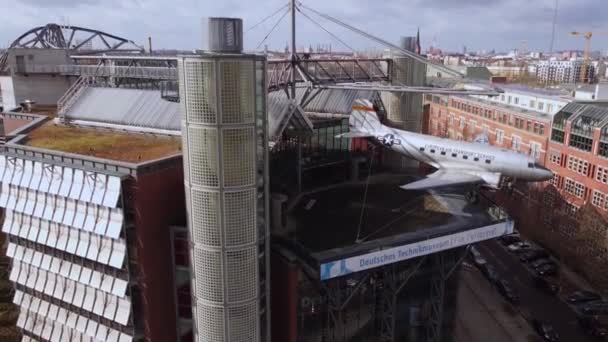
472, 235, 604, 341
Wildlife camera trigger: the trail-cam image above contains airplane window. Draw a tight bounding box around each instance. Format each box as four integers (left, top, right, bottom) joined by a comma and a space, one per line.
419, 147, 425, 152
485, 160, 491, 164
463, 155, 468, 160
430, 149, 436, 153
440, 151, 446, 155
452, 153, 457, 157
474, 157, 479, 162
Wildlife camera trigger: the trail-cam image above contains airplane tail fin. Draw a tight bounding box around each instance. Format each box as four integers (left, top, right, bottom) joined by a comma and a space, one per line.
349, 99, 383, 136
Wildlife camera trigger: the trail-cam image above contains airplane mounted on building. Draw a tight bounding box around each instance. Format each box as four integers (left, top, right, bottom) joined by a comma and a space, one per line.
339, 99, 553, 198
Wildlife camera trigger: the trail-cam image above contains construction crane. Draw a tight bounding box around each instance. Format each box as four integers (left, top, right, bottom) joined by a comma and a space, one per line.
570, 31, 608, 83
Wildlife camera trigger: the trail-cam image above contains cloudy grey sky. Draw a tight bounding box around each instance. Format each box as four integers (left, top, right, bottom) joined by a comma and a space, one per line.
1, 0, 607, 53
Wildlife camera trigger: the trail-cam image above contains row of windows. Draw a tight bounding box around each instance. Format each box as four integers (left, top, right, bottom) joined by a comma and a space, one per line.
419, 147, 492, 164
591, 190, 608, 210
499, 95, 554, 113
567, 156, 590, 176
552, 132, 608, 159
450, 101, 546, 136
564, 178, 585, 198
551, 152, 608, 184
569, 134, 593, 152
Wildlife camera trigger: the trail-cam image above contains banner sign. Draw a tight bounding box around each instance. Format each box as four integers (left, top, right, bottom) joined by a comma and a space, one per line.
320, 221, 513, 280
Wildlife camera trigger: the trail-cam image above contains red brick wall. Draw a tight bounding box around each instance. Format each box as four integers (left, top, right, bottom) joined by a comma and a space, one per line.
424, 96, 551, 164
131, 162, 186, 342
271, 252, 299, 342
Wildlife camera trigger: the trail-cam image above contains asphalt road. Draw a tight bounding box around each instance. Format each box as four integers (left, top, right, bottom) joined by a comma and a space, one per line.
476, 239, 596, 342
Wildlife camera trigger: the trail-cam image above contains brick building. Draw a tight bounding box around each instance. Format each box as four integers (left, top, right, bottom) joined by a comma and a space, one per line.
0, 108, 192, 342
424, 92, 555, 162
425, 92, 608, 291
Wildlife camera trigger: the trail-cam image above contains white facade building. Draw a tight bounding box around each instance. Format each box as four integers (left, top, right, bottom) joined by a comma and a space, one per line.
474, 85, 571, 117
536, 59, 596, 83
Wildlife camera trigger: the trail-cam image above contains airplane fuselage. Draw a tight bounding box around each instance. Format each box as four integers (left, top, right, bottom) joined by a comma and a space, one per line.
368, 124, 552, 187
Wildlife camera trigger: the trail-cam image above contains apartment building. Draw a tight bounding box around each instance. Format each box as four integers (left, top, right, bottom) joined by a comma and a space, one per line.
536, 59, 596, 84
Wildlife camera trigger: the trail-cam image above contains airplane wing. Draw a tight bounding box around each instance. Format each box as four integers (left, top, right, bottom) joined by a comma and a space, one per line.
400, 170, 485, 190
335, 132, 374, 138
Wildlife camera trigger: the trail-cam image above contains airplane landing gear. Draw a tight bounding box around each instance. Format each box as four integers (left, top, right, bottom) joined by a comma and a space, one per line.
465, 190, 479, 204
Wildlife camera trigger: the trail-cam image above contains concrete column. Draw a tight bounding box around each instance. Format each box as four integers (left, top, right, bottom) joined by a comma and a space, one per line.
381, 36, 427, 171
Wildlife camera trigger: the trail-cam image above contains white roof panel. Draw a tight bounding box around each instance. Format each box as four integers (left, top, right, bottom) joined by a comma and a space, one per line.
64, 87, 180, 133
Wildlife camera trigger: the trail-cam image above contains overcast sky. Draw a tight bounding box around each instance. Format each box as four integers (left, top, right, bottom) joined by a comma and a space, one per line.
1, 0, 607, 53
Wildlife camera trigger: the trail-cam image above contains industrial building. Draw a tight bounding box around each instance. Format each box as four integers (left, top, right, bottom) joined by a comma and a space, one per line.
0, 8, 518, 342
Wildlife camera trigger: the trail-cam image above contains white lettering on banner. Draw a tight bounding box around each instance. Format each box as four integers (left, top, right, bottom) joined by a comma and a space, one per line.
320, 222, 513, 280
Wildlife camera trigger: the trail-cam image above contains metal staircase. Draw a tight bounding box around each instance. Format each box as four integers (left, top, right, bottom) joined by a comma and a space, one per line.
57, 76, 92, 122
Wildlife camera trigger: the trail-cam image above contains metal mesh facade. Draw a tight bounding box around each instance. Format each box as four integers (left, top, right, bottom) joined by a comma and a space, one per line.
179, 55, 269, 342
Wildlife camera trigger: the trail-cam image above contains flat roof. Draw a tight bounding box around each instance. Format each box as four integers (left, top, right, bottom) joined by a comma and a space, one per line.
459, 95, 553, 121
23, 123, 182, 163
282, 173, 510, 265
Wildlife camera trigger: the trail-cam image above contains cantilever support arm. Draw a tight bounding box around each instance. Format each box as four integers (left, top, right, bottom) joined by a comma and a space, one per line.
315, 83, 503, 96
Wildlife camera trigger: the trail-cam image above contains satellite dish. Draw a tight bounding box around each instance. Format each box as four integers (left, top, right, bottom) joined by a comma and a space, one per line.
473, 133, 490, 145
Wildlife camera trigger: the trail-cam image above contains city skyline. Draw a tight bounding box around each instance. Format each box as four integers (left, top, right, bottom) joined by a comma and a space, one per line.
1, 0, 607, 53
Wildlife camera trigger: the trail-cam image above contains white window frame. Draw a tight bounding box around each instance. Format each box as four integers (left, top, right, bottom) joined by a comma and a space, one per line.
512, 135, 521, 152
496, 129, 504, 145
592, 190, 605, 208
530, 141, 542, 160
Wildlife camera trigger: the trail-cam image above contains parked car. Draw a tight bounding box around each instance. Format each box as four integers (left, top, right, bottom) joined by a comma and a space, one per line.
532, 319, 560, 342
578, 315, 608, 338
480, 264, 499, 283
530, 258, 555, 269
500, 234, 522, 246
567, 290, 602, 304
519, 250, 549, 262
581, 301, 608, 315
469, 246, 487, 267
536, 263, 558, 276
496, 279, 519, 303
508, 241, 532, 252
534, 276, 560, 294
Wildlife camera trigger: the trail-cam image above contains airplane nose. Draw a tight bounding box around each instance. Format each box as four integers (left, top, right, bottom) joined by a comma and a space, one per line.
540, 169, 553, 181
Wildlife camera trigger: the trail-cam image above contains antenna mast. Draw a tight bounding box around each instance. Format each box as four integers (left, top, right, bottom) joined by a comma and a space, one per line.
290, 0, 297, 98
549, 0, 558, 53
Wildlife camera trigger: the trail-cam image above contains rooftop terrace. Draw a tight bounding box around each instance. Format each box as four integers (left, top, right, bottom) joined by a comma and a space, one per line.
23, 122, 182, 163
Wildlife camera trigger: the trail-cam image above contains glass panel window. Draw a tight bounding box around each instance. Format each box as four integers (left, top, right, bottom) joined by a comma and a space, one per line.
574, 182, 585, 198
567, 156, 589, 175
599, 142, 608, 158
564, 178, 575, 194
596, 167, 608, 184
496, 129, 504, 145
551, 129, 565, 143
512, 135, 521, 152
569, 134, 593, 152
549, 150, 561, 165
592, 191, 605, 208
530, 142, 542, 160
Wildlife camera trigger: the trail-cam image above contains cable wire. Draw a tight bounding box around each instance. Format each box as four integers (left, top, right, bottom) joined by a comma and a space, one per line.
355, 147, 375, 243
298, 2, 464, 78
296, 5, 356, 53
246, 3, 290, 33
255, 8, 290, 50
